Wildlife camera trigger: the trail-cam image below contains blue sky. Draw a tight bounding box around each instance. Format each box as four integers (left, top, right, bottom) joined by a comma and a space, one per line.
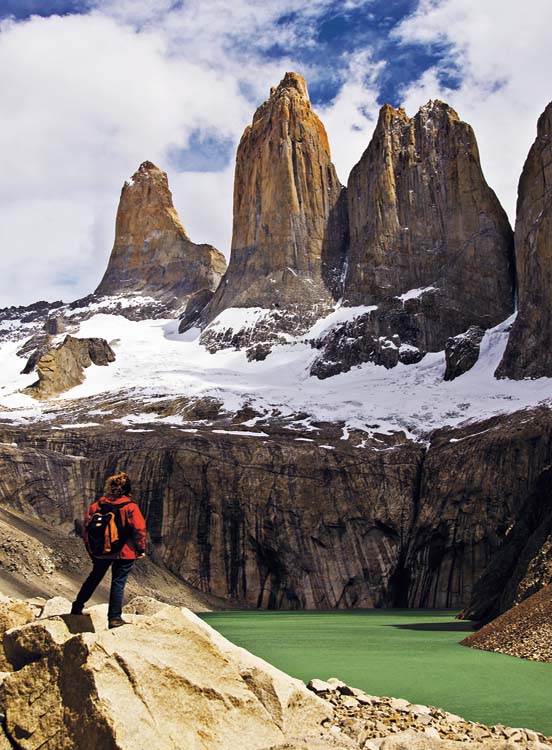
0, 0, 551, 305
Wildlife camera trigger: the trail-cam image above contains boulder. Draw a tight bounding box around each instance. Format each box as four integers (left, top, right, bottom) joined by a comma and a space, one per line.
96, 161, 226, 306
0, 602, 337, 750
444, 327, 485, 381
23, 335, 115, 398
0, 598, 35, 671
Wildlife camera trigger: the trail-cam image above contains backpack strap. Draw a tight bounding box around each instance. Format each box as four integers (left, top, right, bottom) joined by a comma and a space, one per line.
98, 500, 131, 512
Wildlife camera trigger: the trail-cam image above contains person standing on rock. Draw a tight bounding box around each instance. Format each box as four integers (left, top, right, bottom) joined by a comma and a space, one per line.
71, 471, 147, 629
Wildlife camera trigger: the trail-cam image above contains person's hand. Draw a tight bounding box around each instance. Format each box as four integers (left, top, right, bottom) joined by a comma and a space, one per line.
136, 553, 146, 559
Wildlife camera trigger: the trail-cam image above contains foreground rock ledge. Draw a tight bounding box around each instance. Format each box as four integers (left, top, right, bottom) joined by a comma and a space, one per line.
0, 596, 550, 750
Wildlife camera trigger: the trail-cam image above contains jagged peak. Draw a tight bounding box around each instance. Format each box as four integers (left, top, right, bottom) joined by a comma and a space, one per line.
376, 100, 460, 134
252, 72, 311, 127
124, 160, 166, 189
271, 71, 309, 101
416, 99, 460, 122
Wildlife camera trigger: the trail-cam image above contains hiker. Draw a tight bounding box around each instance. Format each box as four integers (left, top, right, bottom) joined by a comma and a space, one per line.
71, 471, 147, 629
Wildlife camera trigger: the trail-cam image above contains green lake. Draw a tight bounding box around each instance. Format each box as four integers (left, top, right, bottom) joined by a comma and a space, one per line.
202, 609, 552, 737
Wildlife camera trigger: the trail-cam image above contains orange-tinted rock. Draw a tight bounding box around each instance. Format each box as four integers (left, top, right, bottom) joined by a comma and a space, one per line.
496, 101, 552, 379
204, 73, 346, 327
96, 161, 226, 305
344, 101, 515, 348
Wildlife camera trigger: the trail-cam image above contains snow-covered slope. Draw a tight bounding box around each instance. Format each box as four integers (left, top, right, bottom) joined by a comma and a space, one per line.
1, 302, 551, 440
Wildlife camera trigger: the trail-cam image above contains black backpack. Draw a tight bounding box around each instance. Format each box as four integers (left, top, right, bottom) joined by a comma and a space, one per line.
86, 501, 130, 556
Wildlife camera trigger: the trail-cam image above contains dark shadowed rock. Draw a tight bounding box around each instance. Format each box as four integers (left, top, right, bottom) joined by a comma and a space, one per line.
460, 466, 552, 623
496, 100, 552, 379
444, 326, 485, 381
96, 161, 226, 306
43, 314, 67, 335
405, 409, 552, 608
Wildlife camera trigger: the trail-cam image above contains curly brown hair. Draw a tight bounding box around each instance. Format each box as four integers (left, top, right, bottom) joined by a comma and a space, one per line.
104, 472, 131, 498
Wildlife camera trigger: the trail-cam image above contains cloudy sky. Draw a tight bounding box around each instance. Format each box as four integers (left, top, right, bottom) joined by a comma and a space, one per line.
1, 0, 551, 306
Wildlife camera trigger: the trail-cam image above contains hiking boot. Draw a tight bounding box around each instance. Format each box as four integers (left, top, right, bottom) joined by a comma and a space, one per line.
108, 618, 128, 629
70, 603, 83, 615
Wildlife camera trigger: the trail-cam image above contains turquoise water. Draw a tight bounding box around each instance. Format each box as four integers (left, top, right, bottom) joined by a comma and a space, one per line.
202, 609, 552, 736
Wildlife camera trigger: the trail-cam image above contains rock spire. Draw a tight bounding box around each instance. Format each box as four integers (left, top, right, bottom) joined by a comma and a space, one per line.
496, 100, 552, 378
203, 72, 347, 325
344, 100, 515, 347
96, 161, 226, 306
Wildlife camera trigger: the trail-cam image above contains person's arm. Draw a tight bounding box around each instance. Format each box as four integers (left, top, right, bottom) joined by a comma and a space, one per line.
127, 503, 147, 557
82, 502, 98, 557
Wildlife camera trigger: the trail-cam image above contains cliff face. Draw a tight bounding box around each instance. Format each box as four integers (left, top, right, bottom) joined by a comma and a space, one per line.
203, 73, 346, 328
404, 409, 552, 608
1, 407, 549, 611
96, 161, 226, 305
461, 465, 552, 623
497, 100, 552, 378
344, 101, 515, 344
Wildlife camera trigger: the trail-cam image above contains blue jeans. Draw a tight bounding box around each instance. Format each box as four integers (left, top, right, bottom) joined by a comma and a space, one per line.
74, 559, 134, 620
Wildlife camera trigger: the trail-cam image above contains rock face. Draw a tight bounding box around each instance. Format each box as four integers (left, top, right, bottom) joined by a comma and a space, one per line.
496, 101, 552, 379
0, 599, 339, 750
460, 465, 552, 623
2, 407, 552, 612
338, 101, 514, 357
96, 161, 226, 305
461, 584, 552, 663
201, 73, 346, 333
404, 409, 552, 608
444, 326, 485, 381
23, 335, 115, 398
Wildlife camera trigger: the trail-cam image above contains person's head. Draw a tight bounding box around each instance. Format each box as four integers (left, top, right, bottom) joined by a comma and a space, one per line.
104, 471, 131, 498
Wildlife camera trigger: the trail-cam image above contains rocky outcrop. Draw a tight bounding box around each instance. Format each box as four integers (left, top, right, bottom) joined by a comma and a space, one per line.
23, 335, 115, 398
496, 101, 552, 379
461, 584, 552, 663
444, 327, 485, 381
96, 161, 226, 306
310, 304, 427, 379
334, 101, 515, 369
201, 73, 347, 336
0, 599, 340, 750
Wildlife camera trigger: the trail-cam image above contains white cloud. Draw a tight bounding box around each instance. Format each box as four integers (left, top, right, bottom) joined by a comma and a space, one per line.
318, 50, 383, 185
393, 0, 552, 222
0, 11, 285, 306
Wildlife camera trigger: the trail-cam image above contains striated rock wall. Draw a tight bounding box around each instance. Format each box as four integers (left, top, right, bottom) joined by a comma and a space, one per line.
96, 161, 226, 305
344, 101, 515, 346
0, 427, 424, 609
405, 409, 552, 608
461, 465, 552, 623
203, 73, 347, 329
497, 100, 552, 379
1, 408, 551, 611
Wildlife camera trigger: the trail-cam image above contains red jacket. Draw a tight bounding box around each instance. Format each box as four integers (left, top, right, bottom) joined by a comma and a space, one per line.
84, 495, 147, 560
